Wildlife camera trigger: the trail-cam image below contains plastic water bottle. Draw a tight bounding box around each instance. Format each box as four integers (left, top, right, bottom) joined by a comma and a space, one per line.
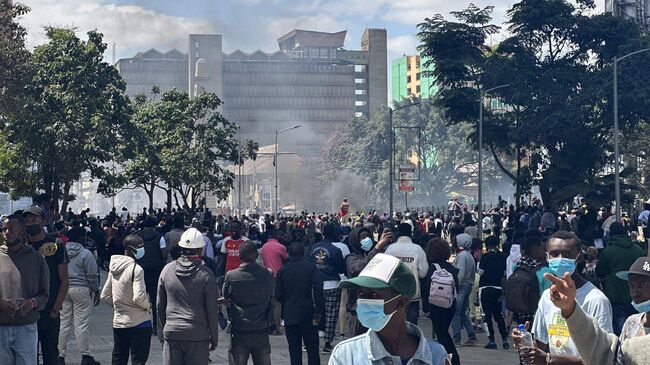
517, 324, 535, 365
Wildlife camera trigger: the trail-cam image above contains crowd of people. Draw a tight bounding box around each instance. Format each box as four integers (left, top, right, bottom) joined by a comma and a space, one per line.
1, 193, 650, 365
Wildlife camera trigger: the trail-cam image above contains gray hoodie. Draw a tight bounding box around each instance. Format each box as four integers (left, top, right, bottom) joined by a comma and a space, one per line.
454, 234, 477, 286
65, 241, 99, 291
157, 257, 219, 344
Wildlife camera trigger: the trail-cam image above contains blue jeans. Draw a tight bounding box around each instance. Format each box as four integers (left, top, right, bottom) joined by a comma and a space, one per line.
451, 283, 476, 342
0, 323, 38, 365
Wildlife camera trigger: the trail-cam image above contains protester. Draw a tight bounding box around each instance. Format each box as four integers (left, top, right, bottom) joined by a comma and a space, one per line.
308, 223, 345, 353
512, 231, 613, 364
477, 235, 509, 349
596, 222, 645, 335
157, 228, 219, 365
162, 215, 186, 261
57, 226, 100, 365
541, 256, 650, 365
425, 237, 460, 365
101, 234, 152, 365
384, 223, 429, 324
223, 241, 274, 365
506, 230, 553, 328
451, 233, 477, 346
332, 253, 450, 365
135, 215, 166, 332
331, 232, 351, 339
23, 205, 70, 365
0, 214, 50, 365
261, 229, 288, 335
221, 220, 246, 273
275, 242, 324, 365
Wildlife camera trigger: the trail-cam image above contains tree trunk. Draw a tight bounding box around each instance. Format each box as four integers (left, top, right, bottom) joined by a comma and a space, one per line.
166, 188, 172, 211
146, 181, 155, 212
515, 147, 522, 206
59, 181, 71, 215
489, 146, 516, 181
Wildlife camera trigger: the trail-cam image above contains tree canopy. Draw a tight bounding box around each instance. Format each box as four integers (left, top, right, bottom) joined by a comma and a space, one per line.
418, 0, 650, 209
0, 27, 132, 213
98, 88, 258, 211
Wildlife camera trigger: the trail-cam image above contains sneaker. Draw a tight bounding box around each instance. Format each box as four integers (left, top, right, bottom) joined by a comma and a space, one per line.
502, 341, 510, 350
463, 338, 479, 347
323, 344, 334, 354
80, 355, 100, 365
453, 339, 462, 347
272, 329, 283, 336
484, 341, 497, 349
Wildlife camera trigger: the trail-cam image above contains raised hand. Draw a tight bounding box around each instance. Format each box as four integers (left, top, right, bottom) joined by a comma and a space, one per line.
543, 272, 577, 317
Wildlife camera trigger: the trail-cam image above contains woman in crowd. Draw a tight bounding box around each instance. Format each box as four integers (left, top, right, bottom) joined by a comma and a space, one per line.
425, 237, 460, 365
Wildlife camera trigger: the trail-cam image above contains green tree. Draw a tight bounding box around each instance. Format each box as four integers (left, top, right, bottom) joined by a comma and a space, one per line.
0, 1, 32, 139
0, 27, 132, 213
100, 89, 258, 212
321, 97, 505, 210
418, 1, 650, 209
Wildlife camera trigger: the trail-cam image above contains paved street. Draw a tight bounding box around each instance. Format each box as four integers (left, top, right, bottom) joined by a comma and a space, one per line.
58, 275, 519, 365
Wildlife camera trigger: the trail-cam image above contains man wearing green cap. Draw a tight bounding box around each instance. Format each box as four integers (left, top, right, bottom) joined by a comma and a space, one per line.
330, 253, 449, 365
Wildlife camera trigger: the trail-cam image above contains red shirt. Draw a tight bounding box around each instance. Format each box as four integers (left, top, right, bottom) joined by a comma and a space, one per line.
223, 238, 244, 272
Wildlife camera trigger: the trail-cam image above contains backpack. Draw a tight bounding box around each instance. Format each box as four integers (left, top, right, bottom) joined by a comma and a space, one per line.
506, 265, 541, 313
428, 264, 456, 309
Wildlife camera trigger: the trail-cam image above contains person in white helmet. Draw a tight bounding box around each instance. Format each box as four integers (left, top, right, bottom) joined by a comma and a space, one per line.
157, 228, 220, 365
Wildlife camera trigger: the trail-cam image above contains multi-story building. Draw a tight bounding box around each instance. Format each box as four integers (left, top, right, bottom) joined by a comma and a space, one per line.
116, 28, 388, 155
606, 0, 650, 31
391, 55, 437, 103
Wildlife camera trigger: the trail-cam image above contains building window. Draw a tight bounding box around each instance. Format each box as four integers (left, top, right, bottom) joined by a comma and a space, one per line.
320, 48, 329, 58
195, 42, 199, 48
407, 88, 412, 94
407, 75, 411, 83
416, 85, 421, 93
416, 72, 420, 80
407, 62, 411, 71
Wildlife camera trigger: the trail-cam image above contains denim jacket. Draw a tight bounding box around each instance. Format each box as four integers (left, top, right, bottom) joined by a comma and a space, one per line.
329, 322, 448, 365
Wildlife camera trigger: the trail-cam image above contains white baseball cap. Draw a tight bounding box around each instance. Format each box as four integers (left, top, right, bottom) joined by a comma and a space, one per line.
178, 228, 205, 249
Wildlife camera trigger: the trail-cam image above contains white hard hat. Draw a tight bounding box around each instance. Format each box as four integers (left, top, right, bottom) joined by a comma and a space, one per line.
178, 228, 205, 249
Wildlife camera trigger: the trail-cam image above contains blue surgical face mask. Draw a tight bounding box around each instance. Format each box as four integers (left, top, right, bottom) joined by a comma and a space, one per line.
134, 247, 145, 260
632, 298, 650, 313
547, 254, 578, 277
360, 237, 373, 252
356, 295, 401, 332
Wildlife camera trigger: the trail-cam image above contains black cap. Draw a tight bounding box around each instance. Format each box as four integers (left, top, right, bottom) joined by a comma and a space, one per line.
616, 257, 650, 280
21, 205, 44, 218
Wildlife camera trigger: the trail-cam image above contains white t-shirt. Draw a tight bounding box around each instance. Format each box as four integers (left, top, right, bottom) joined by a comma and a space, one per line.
332, 242, 350, 281
533, 281, 613, 357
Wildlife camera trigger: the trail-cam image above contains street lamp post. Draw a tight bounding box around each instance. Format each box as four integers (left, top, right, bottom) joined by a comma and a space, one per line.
389, 101, 421, 217
275, 125, 301, 215
478, 84, 509, 230
613, 49, 650, 221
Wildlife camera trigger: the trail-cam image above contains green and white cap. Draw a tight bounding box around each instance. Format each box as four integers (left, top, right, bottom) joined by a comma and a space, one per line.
340, 253, 416, 297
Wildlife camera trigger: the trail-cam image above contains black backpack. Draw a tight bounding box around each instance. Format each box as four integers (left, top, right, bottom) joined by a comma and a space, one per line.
506, 265, 541, 313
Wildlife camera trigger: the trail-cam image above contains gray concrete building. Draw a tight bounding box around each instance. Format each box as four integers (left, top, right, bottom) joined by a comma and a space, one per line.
116, 28, 388, 155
